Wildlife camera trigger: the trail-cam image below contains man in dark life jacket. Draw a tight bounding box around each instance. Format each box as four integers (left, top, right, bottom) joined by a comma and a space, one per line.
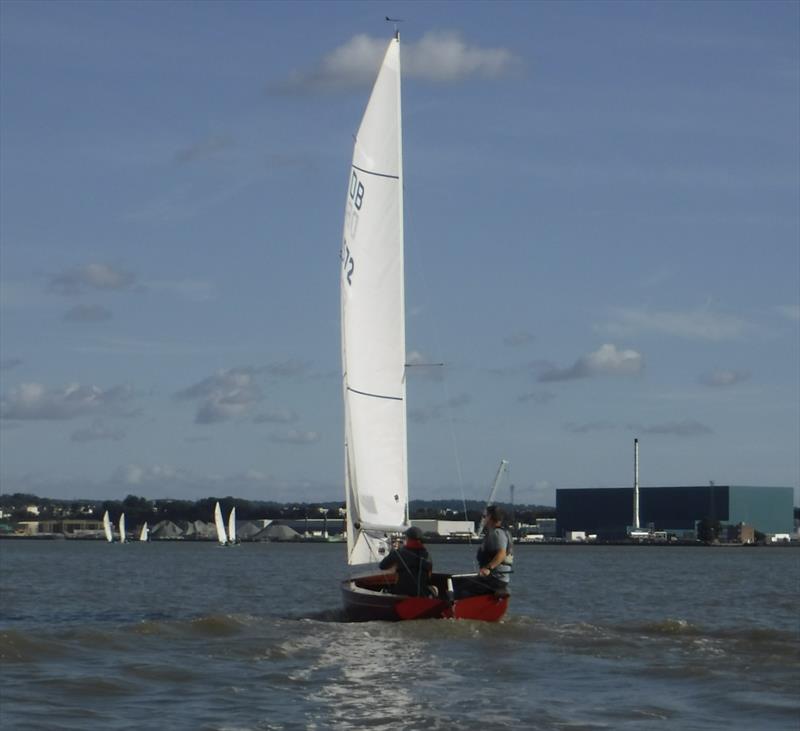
379, 526, 434, 597
473, 504, 512, 595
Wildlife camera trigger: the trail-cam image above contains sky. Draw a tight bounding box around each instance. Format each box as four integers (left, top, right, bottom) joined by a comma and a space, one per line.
1, 0, 798, 506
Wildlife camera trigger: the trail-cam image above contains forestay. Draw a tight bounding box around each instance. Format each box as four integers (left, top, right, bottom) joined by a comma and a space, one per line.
341, 36, 408, 567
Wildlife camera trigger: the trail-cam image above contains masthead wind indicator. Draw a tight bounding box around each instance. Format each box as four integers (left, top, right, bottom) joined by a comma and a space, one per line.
385, 16, 404, 37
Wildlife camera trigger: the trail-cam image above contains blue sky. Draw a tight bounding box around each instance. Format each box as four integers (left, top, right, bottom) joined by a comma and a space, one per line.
1, 0, 798, 506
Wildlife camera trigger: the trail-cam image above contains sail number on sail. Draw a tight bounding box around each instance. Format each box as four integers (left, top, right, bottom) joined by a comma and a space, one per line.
342, 170, 366, 286
349, 170, 365, 210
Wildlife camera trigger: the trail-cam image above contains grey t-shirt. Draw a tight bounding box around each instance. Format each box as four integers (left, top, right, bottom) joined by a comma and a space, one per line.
483, 527, 512, 583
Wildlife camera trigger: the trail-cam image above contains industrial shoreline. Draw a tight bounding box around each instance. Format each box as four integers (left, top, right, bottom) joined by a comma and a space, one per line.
1, 533, 796, 547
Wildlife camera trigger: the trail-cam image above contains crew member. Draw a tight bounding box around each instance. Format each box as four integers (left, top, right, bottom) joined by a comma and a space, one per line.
379, 526, 434, 597
474, 504, 512, 594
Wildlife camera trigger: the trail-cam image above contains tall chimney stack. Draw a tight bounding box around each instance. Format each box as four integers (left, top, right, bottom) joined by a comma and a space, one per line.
633, 438, 640, 530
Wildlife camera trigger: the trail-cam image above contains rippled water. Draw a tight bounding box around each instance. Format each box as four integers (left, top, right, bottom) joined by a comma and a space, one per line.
1, 541, 797, 730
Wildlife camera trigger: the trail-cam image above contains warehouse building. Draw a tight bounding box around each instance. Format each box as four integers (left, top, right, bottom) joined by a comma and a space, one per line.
556, 485, 794, 540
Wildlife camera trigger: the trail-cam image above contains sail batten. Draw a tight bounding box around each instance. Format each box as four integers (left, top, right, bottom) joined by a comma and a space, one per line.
350, 164, 399, 180
342, 37, 407, 567
346, 386, 403, 401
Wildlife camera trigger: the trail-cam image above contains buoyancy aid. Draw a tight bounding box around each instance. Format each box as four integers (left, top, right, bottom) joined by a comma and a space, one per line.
476, 528, 513, 574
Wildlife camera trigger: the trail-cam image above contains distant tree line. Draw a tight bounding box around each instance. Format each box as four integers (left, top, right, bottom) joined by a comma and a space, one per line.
0, 492, 556, 528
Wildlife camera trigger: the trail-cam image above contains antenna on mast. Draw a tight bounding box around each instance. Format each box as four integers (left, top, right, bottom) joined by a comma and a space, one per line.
385, 16, 403, 39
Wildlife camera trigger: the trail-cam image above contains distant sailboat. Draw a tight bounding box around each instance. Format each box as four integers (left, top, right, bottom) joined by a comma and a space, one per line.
139, 522, 149, 542
227, 507, 237, 545
119, 513, 126, 544
102, 510, 114, 543
214, 501, 228, 546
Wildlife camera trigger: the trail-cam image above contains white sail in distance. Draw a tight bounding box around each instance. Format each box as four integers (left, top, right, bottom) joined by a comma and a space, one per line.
139, 522, 149, 542
341, 35, 408, 567
119, 513, 126, 544
103, 511, 114, 543
214, 502, 228, 546
227, 507, 236, 544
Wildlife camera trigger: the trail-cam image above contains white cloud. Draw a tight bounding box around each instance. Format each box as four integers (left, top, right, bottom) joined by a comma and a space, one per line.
194, 398, 252, 424
775, 304, 800, 322
174, 363, 313, 425
539, 344, 644, 382
406, 32, 517, 82
175, 367, 263, 425
275, 32, 518, 92
48, 264, 138, 296
600, 306, 748, 341
699, 369, 751, 387
1, 382, 134, 421
113, 463, 192, 486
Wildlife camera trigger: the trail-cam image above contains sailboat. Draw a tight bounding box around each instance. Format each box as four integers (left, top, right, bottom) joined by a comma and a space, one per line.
118, 513, 126, 544
139, 522, 149, 542
227, 506, 238, 545
214, 501, 228, 546
339, 32, 508, 622
102, 510, 114, 543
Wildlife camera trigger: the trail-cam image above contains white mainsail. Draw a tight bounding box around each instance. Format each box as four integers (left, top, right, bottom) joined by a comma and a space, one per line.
214, 501, 228, 546
119, 513, 126, 544
102, 510, 114, 543
227, 507, 237, 544
139, 522, 149, 542
341, 34, 408, 567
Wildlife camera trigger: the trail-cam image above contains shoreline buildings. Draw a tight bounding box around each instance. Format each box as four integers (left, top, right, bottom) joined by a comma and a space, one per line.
556, 485, 794, 541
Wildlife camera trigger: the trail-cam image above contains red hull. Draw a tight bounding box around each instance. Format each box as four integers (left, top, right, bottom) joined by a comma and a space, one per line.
341, 572, 509, 623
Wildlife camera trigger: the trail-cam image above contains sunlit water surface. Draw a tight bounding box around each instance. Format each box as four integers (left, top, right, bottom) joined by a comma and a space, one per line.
1, 541, 797, 730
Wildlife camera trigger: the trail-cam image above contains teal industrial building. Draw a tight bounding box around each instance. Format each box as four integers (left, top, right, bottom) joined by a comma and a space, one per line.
556, 485, 794, 540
